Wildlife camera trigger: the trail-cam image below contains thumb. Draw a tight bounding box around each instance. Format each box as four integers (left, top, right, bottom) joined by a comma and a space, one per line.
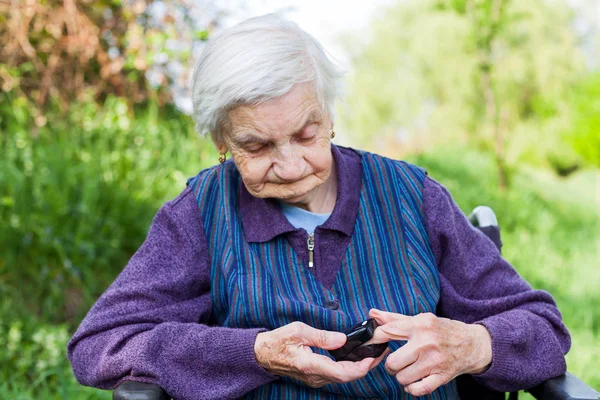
369, 308, 404, 325
368, 309, 413, 343
300, 326, 347, 350
369, 322, 410, 344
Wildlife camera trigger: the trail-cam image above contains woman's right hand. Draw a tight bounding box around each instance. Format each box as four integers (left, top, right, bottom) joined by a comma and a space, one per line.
254, 321, 387, 388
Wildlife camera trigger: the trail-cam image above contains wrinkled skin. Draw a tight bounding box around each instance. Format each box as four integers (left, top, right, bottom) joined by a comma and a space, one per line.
220, 82, 337, 213
368, 308, 493, 397
254, 321, 389, 388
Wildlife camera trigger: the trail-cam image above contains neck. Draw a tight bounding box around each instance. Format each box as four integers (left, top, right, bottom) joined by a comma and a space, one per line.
286, 159, 338, 214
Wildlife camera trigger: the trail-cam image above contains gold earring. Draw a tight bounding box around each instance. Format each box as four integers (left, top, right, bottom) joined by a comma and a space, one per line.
330, 129, 335, 139
218, 153, 226, 163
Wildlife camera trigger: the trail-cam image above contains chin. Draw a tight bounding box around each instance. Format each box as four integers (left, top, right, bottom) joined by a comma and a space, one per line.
271, 185, 313, 202
276, 190, 311, 203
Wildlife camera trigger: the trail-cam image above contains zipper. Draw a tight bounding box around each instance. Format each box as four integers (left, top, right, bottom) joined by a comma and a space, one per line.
307, 233, 315, 268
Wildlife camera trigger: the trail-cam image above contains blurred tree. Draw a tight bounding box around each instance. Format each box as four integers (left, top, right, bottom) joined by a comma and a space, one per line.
340, 0, 587, 186
464, 0, 510, 188
565, 72, 600, 168
0, 0, 219, 115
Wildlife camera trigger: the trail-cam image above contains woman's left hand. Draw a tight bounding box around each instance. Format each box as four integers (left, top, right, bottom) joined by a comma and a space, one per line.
368, 308, 492, 397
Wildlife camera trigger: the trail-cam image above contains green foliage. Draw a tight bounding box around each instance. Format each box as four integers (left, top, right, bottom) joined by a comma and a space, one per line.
340, 0, 587, 171
565, 72, 600, 167
0, 93, 216, 325
0, 314, 109, 400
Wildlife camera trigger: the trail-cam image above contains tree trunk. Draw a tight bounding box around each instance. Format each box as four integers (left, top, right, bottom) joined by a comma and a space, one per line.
480, 68, 508, 190
469, 0, 509, 190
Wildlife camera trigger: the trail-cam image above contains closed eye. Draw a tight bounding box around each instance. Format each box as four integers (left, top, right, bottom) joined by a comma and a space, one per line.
245, 143, 268, 154
297, 135, 315, 143
296, 124, 318, 144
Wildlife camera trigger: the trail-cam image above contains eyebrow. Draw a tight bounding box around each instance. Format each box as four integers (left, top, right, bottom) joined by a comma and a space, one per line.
232, 134, 270, 147
233, 110, 321, 147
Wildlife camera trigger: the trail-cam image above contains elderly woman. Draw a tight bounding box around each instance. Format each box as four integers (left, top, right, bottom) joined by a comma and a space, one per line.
68, 14, 570, 400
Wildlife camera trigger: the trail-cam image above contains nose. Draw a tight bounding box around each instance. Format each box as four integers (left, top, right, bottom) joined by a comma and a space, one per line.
272, 144, 305, 182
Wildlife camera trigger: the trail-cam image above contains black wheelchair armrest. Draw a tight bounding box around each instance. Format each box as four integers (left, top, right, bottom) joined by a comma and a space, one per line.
528, 372, 599, 400
113, 381, 170, 400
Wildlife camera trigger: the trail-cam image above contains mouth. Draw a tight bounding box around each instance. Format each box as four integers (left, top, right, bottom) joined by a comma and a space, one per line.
269, 173, 310, 186
267, 179, 314, 200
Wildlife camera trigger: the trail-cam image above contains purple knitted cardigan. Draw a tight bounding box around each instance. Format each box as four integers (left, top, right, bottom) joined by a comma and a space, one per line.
67, 145, 570, 399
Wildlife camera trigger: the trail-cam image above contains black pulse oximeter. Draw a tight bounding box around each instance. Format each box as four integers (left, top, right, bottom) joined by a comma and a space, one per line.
329, 318, 388, 362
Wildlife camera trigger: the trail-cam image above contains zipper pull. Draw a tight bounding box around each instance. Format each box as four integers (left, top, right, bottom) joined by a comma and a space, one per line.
307, 233, 315, 268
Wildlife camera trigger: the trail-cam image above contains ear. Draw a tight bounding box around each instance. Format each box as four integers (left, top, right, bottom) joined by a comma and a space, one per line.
216, 144, 228, 154
212, 135, 228, 155
213, 114, 233, 154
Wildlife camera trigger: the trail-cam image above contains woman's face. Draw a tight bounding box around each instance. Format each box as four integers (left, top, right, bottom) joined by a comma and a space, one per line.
223, 83, 334, 203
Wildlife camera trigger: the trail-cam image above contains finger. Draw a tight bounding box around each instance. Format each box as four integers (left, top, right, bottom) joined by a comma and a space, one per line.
369, 310, 414, 338
299, 353, 345, 379
306, 353, 372, 383
337, 357, 375, 381
369, 308, 413, 325
369, 308, 411, 325
298, 325, 347, 350
369, 320, 412, 344
368, 347, 391, 371
404, 374, 448, 397
394, 361, 429, 387
384, 342, 418, 375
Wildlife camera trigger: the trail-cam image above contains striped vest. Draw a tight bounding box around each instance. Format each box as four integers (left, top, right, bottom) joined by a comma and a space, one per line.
189, 150, 458, 399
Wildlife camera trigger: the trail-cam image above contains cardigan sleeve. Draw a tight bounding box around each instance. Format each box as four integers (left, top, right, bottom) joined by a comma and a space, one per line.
422, 176, 571, 392
67, 185, 276, 400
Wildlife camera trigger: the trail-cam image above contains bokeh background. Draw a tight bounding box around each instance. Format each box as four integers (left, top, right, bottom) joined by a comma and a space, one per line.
0, 0, 598, 398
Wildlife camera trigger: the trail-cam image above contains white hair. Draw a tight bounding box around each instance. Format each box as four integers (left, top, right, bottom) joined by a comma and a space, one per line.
191, 14, 345, 144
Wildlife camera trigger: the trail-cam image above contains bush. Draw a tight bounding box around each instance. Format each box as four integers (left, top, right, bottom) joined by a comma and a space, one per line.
0, 315, 109, 399
0, 93, 216, 325
0, 93, 219, 398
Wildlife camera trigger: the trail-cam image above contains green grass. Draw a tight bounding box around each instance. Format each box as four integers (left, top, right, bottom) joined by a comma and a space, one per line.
0, 95, 597, 396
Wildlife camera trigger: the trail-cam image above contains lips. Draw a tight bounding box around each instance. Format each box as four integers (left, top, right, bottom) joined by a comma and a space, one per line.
267, 173, 311, 186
